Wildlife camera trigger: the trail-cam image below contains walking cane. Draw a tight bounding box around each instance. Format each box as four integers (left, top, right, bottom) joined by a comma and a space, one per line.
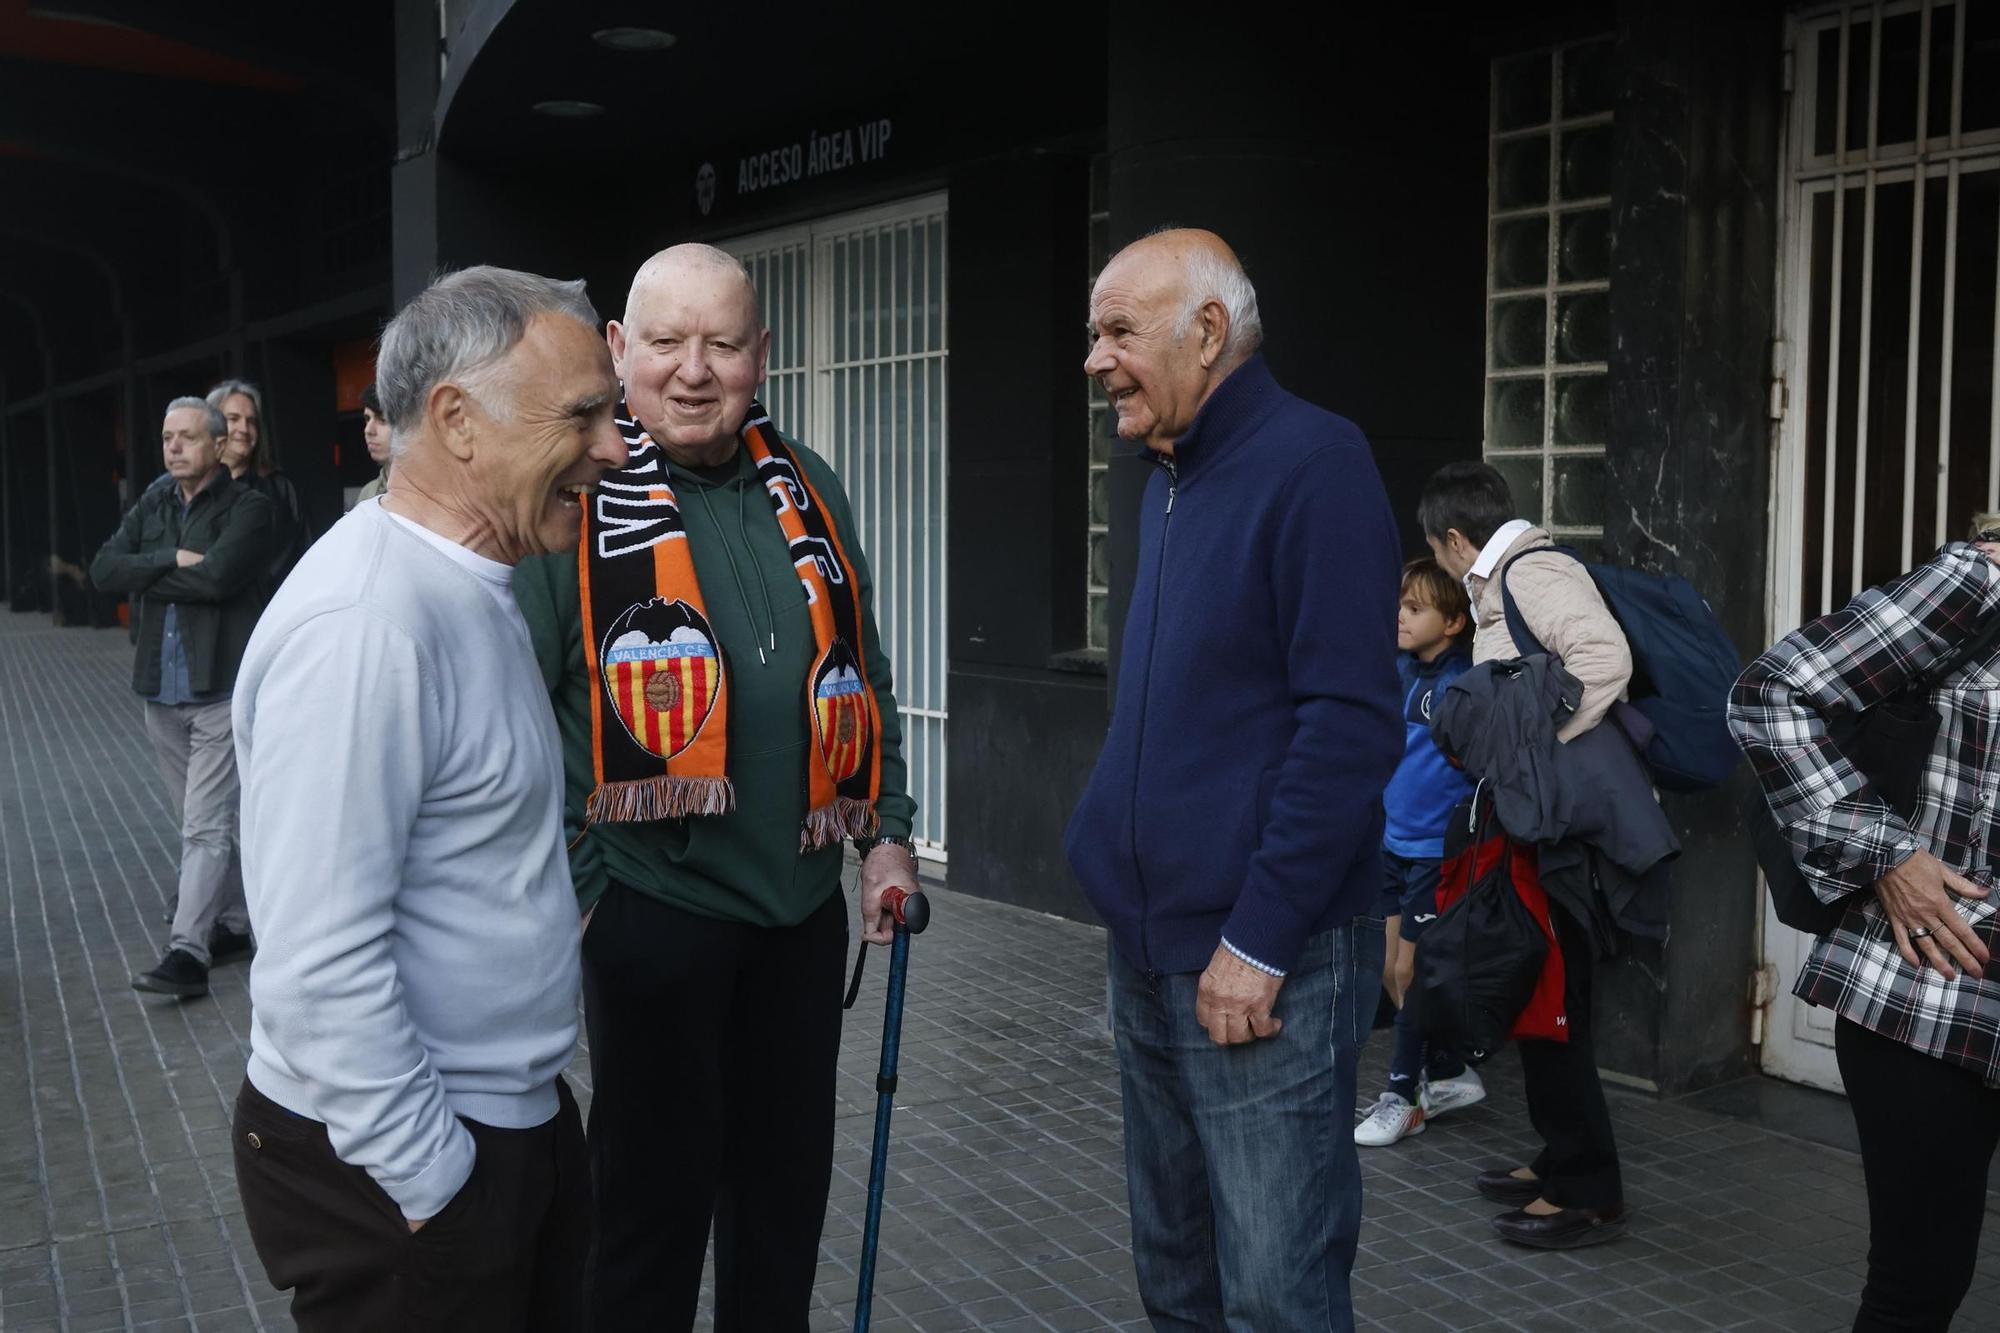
842, 883, 931, 1333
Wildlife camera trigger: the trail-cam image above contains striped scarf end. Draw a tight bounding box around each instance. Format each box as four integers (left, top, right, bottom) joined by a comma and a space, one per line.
801, 798, 879, 852
586, 776, 736, 824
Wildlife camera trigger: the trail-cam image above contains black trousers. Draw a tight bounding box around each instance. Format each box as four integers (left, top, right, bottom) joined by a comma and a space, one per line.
1838, 1017, 2000, 1332
582, 883, 848, 1332
233, 1076, 589, 1332
1516, 902, 1623, 1208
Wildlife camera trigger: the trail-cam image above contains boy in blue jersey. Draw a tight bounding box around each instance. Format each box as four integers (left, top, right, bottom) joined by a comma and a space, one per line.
1357, 559, 1488, 1146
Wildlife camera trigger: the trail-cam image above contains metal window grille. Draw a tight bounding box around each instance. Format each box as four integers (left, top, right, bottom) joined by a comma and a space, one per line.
1087, 155, 1112, 651
736, 238, 812, 440
1484, 37, 1616, 555
724, 195, 951, 857
1773, 0, 2000, 631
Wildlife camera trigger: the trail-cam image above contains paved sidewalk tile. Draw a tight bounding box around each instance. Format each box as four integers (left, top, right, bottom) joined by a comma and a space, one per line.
6, 617, 2000, 1331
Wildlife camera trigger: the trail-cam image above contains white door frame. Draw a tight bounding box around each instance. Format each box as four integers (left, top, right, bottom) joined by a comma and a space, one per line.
1760, 4, 1843, 1093
1762, 0, 2000, 1090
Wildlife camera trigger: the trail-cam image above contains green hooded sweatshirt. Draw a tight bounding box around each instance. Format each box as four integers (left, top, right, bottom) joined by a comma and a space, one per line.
512, 435, 915, 927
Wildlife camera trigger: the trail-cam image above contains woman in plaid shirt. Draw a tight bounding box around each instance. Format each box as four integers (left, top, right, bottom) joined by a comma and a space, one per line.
1732, 534, 2000, 1332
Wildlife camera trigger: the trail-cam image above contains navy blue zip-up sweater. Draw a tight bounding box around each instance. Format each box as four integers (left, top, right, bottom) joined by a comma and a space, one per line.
1064, 356, 1403, 976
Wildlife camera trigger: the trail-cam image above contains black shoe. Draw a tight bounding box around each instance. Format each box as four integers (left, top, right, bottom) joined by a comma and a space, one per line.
1492, 1201, 1628, 1250
208, 926, 255, 967
1475, 1166, 1544, 1206
133, 948, 209, 998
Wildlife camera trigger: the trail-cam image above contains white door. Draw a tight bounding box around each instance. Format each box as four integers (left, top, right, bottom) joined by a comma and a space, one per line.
1765, 0, 2000, 1090
723, 194, 950, 858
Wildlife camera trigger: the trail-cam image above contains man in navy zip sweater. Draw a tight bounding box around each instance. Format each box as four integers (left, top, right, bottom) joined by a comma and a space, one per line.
1065, 229, 1402, 1331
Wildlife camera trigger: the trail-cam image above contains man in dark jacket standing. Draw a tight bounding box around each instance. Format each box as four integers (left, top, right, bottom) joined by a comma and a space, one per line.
91, 396, 277, 999
1065, 229, 1402, 1332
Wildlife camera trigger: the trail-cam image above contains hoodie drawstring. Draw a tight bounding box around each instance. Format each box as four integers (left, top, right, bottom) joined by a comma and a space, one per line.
693, 477, 778, 666
739, 480, 778, 657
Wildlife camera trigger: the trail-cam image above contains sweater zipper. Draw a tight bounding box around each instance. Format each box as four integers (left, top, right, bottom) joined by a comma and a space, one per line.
1127, 455, 1177, 975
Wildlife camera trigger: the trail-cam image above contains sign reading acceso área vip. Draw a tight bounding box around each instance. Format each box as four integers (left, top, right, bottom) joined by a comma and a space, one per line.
694, 117, 895, 217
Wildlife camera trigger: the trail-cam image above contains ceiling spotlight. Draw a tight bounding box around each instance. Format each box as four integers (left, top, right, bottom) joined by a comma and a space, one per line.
533, 100, 608, 118
592, 27, 677, 52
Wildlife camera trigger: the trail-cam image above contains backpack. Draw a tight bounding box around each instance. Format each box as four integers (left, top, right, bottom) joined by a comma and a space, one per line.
1500, 546, 1742, 792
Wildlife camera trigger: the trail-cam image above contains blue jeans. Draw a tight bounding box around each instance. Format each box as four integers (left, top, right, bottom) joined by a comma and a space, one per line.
1111, 919, 1384, 1332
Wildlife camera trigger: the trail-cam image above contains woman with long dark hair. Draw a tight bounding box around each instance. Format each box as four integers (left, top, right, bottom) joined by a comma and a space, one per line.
207, 379, 311, 589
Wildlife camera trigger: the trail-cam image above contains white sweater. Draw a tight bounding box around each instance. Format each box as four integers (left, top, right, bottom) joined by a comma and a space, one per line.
233, 499, 580, 1220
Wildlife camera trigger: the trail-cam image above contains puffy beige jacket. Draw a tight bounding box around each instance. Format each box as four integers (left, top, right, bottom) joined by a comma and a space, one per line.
1466, 525, 1632, 742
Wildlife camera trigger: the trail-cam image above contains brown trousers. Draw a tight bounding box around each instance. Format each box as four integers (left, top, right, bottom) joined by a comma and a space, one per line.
233, 1076, 589, 1332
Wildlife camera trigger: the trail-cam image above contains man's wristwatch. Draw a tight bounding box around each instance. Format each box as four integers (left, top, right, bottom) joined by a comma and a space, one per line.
855, 834, 916, 859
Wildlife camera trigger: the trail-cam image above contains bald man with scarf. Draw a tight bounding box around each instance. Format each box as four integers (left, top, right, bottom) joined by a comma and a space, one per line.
513, 244, 917, 1331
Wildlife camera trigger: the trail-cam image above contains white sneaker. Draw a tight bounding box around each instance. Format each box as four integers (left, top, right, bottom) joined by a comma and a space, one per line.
1421, 1068, 1488, 1119
1354, 1093, 1425, 1147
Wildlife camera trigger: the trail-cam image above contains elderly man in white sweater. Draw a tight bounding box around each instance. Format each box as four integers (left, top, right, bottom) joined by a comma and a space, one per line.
228, 266, 626, 1331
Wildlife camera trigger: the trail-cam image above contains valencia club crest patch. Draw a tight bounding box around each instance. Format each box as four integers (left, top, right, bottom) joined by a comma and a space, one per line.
601, 598, 723, 760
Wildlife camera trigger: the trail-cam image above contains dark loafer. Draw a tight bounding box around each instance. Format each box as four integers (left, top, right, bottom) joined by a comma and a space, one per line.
1492, 1201, 1627, 1250
1475, 1167, 1543, 1207
132, 947, 209, 999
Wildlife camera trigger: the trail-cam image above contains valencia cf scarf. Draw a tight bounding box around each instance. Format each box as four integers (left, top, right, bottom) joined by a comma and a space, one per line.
578, 399, 883, 851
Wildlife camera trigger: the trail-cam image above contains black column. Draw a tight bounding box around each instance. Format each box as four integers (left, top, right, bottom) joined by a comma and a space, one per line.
1100, 4, 1489, 698
6, 410, 50, 613
1600, 0, 1784, 1091
391, 0, 441, 308
945, 154, 1109, 918
0, 381, 11, 608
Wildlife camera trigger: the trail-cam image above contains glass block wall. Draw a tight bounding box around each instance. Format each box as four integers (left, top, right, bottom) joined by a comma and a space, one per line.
1485, 37, 1615, 557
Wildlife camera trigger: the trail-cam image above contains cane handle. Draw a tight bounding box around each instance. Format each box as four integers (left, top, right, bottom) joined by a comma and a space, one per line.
882, 886, 930, 934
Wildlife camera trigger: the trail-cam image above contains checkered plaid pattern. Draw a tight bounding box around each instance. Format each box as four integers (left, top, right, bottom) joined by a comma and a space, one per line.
1730, 542, 2000, 1083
